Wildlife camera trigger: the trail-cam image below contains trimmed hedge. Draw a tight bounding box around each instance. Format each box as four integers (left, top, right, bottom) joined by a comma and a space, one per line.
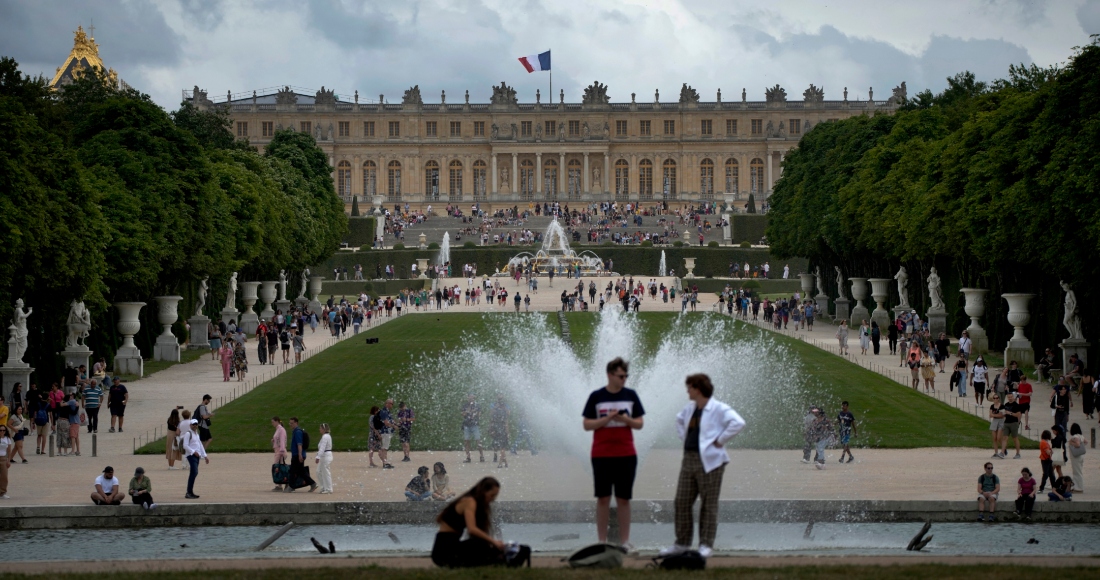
345, 217, 376, 246
320, 279, 430, 297
730, 214, 768, 245
684, 278, 801, 295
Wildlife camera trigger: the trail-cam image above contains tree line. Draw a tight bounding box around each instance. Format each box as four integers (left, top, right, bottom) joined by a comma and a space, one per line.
0, 57, 347, 378
767, 39, 1100, 356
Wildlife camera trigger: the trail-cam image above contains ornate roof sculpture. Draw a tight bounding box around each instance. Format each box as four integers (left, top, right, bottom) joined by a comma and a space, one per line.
490, 82, 517, 105
803, 84, 824, 103
582, 81, 610, 105
765, 84, 787, 103
191, 85, 213, 107
678, 83, 700, 104
275, 86, 298, 105
887, 82, 907, 105
402, 85, 423, 105
50, 25, 119, 90
315, 86, 336, 106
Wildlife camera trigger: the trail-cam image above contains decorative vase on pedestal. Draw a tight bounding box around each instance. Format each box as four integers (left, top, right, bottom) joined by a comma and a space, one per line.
259, 281, 277, 321
867, 278, 891, 330
309, 276, 324, 313
417, 258, 429, 279
113, 302, 145, 377
682, 229, 692, 245
419, 232, 427, 250
240, 281, 261, 334
849, 277, 869, 327
1002, 293, 1035, 366
798, 274, 814, 298
960, 288, 990, 354
684, 257, 696, 279
153, 296, 182, 362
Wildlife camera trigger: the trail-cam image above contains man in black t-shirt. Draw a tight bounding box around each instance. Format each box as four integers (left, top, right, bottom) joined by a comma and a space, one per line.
1000, 392, 1023, 459
108, 377, 128, 433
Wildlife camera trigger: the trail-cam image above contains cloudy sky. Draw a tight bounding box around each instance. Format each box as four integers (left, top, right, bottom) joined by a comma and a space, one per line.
2, 0, 1097, 109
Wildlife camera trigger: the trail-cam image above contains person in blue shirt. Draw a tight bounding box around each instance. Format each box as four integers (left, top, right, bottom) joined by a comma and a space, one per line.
286, 417, 317, 492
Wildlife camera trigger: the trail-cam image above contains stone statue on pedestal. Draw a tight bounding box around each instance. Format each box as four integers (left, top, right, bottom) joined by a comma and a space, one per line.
298, 269, 310, 299
278, 270, 287, 301
65, 300, 91, 349
834, 266, 847, 299
195, 277, 208, 317
894, 266, 909, 309
927, 268, 944, 311
1061, 280, 1083, 340
9, 299, 32, 363
224, 272, 238, 310
815, 266, 824, 296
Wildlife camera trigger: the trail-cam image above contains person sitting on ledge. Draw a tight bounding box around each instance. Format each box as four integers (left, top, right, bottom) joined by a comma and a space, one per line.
432, 477, 504, 568
405, 466, 432, 501
91, 466, 124, 505
1048, 475, 1074, 502
128, 466, 157, 510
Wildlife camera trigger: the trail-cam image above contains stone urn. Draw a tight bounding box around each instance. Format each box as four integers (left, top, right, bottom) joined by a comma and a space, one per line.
417, 258, 429, 279
867, 278, 891, 329
849, 277, 869, 326
240, 281, 261, 334
684, 257, 697, 279
259, 281, 277, 320
113, 302, 145, 376
308, 276, 324, 313
1002, 293, 1035, 364
960, 288, 990, 354
418, 232, 427, 250
798, 273, 814, 297
153, 295, 182, 362
682, 229, 692, 245
372, 195, 384, 217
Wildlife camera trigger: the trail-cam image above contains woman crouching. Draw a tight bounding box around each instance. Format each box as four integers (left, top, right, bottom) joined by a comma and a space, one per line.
432, 476, 504, 567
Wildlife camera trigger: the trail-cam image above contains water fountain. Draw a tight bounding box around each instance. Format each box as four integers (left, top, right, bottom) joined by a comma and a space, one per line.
504, 219, 609, 276
438, 232, 451, 266
658, 250, 667, 277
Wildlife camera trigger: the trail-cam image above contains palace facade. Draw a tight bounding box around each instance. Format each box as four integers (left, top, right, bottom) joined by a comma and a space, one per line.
198, 81, 904, 209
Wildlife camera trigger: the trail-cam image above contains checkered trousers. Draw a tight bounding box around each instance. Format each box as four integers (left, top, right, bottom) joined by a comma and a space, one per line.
674, 451, 726, 547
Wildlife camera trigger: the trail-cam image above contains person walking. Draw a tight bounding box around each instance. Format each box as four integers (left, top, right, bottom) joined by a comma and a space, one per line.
107, 377, 128, 433
397, 402, 415, 462
659, 373, 745, 560
165, 409, 182, 470
972, 356, 989, 406
837, 401, 857, 463
219, 342, 233, 381
870, 321, 881, 355
1067, 423, 1086, 493
582, 357, 645, 552
195, 395, 214, 451
315, 423, 333, 494
489, 394, 510, 468
82, 379, 103, 434
181, 419, 208, 498
0, 425, 12, 499
286, 417, 317, 492
378, 399, 396, 469
292, 327, 305, 364
271, 416, 287, 491
128, 467, 157, 510
858, 320, 870, 355
461, 394, 484, 463
809, 408, 835, 469
835, 321, 849, 355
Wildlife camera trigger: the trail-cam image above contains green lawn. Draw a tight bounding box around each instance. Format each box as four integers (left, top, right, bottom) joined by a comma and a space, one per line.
141, 312, 1011, 454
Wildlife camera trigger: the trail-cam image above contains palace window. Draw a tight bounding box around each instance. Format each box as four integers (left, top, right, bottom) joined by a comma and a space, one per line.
749, 158, 764, 194
449, 160, 463, 198
450, 121, 461, 137
614, 159, 629, 200
726, 119, 737, 135
338, 121, 350, 137
388, 160, 402, 199
662, 159, 677, 198
750, 119, 762, 135
425, 160, 440, 200
663, 120, 675, 135
388, 121, 400, 137
364, 121, 375, 137
789, 119, 801, 135
475, 121, 486, 137
639, 159, 653, 200
701, 119, 712, 135
300, 121, 311, 134
700, 158, 714, 198
567, 159, 582, 199
473, 160, 487, 200
520, 159, 535, 200
544, 120, 557, 136
236, 121, 248, 137
426, 121, 438, 137
544, 158, 558, 199
336, 160, 352, 200
262, 121, 273, 137
363, 160, 377, 197
568, 120, 580, 136
520, 121, 531, 137
640, 120, 651, 136
615, 120, 627, 136
724, 158, 739, 194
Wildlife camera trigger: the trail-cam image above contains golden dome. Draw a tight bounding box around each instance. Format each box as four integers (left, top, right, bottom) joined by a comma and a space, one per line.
50, 25, 118, 89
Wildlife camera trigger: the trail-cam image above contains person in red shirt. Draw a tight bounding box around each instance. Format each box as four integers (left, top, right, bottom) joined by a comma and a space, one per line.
1016, 378, 1033, 430
583, 357, 645, 552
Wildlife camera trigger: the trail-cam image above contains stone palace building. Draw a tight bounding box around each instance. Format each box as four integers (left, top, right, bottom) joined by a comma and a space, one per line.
194, 80, 904, 210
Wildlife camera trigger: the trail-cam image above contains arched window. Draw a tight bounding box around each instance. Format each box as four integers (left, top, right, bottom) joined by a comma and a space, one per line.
639, 159, 653, 200
544, 158, 558, 200
449, 160, 463, 199
520, 159, 535, 200
362, 160, 377, 197
749, 158, 764, 195
473, 160, 487, 200
336, 160, 352, 201
724, 158, 739, 196
567, 159, 582, 200
425, 160, 440, 200
662, 159, 677, 199
614, 159, 629, 200
699, 158, 714, 198
388, 160, 402, 198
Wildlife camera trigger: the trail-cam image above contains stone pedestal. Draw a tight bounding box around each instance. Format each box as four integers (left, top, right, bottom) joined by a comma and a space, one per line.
220, 307, 239, 326
722, 212, 732, 242
153, 295, 182, 362
849, 278, 869, 326
1058, 339, 1090, 376
275, 299, 292, 317
240, 281, 261, 334
926, 309, 947, 337
815, 294, 831, 320
308, 276, 324, 314
259, 281, 277, 321
188, 316, 210, 350
1, 364, 33, 402
1002, 293, 1035, 366
684, 257, 697, 279
295, 297, 310, 309
62, 345, 93, 374
113, 302, 145, 377
868, 278, 891, 330
417, 258, 430, 279
960, 288, 990, 354
834, 298, 851, 323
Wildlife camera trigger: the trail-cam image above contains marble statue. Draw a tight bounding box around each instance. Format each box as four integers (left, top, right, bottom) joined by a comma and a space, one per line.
500, 168, 509, 188
894, 266, 910, 309
593, 167, 601, 188
1061, 280, 1083, 339
65, 300, 91, 349
834, 266, 847, 299
298, 269, 309, 299
927, 268, 944, 310
815, 266, 824, 296
195, 277, 208, 317
9, 298, 32, 363
224, 272, 238, 310
278, 269, 287, 301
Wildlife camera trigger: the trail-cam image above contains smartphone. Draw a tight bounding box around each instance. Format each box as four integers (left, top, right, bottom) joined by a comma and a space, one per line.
617, 409, 628, 416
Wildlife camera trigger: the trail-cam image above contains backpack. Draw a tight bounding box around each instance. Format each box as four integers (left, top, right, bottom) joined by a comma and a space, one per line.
34, 408, 49, 426
654, 551, 706, 570
565, 543, 624, 569
194, 405, 210, 428
300, 429, 310, 453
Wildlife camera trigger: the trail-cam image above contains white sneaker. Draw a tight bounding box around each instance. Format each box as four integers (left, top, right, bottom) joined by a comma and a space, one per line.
619, 542, 636, 554
815, 462, 826, 470
698, 545, 713, 558
142, 502, 149, 509
0, 494, 10, 499
800, 458, 810, 464
658, 544, 690, 557
149, 503, 157, 509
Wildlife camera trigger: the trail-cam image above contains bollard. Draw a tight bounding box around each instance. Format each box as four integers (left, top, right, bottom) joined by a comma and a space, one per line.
1092, 428, 1096, 449
49, 433, 55, 457
92, 433, 97, 457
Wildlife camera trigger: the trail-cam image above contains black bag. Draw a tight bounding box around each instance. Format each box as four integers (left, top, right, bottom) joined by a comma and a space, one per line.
565, 543, 623, 569
505, 544, 532, 568
272, 461, 289, 485
654, 550, 706, 570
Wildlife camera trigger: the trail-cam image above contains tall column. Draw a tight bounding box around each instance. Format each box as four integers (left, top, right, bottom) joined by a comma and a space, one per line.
630, 154, 638, 197
740, 153, 749, 195
603, 154, 610, 195
441, 155, 449, 198
583, 153, 590, 194
536, 152, 543, 194
559, 152, 565, 196
766, 151, 773, 195
511, 153, 518, 194
492, 153, 498, 194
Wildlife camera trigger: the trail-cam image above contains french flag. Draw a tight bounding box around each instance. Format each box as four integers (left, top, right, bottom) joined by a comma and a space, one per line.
518, 50, 551, 73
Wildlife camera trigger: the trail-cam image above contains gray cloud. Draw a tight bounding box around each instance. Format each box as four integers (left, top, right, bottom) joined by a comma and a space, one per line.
1079, 0, 1100, 34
